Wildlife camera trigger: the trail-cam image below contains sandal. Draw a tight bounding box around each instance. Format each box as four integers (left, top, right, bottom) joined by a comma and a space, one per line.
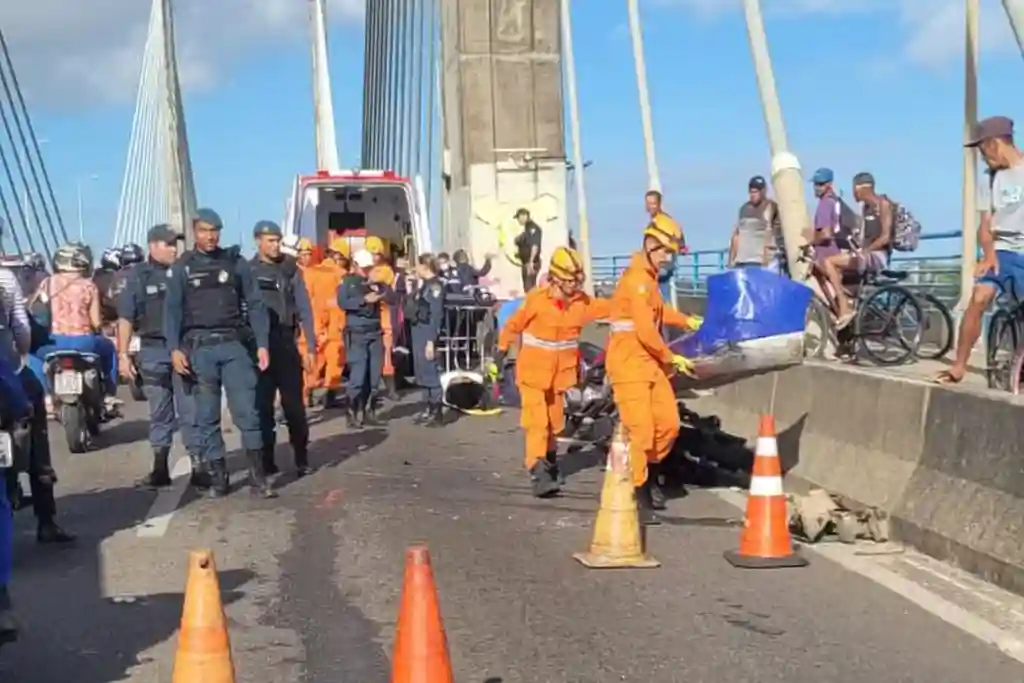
933, 370, 964, 385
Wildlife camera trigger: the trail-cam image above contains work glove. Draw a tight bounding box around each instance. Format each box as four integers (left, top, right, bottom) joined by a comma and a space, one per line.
683, 315, 703, 333
671, 354, 696, 378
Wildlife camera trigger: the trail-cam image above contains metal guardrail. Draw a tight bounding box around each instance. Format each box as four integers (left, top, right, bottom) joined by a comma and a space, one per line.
592, 230, 965, 305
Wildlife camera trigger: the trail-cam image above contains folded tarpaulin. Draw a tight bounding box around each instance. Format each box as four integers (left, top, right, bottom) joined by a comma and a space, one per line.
674, 268, 811, 358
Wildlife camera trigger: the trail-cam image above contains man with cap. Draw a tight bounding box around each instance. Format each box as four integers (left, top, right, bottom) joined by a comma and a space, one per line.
117, 224, 206, 490
163, 208, 273, 497
729, 175, 782, 270
513, 208, 543, 292
250, 220, 316, 477
807, 167, 859, 324
940, 115, 1024, 384
338, 248, 393, 428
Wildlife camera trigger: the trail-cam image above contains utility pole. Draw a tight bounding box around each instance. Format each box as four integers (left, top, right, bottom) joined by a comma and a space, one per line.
741, 0, 810, 281
961, 0, 980, 312
561, 0, 593, 294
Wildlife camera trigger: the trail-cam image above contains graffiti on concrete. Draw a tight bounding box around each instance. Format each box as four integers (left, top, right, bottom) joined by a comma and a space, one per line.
474, 193, 560, 268
495, 0, 528, 43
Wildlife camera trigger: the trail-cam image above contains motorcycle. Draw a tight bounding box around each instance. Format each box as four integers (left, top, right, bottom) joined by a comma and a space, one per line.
44, 350, 110, 453
126, 335, 145, 401
557, 342, 618, 452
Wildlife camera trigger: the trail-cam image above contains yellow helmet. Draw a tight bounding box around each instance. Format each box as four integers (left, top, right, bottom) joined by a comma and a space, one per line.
327, 237, 350, 257
643, 213, 684, 252
549, 246, 584, 282
296, 238, 313, 253
364, 235, 387, 255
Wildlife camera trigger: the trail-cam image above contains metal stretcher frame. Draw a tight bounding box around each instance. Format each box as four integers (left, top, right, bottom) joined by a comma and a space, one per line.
435, 301, 496, 375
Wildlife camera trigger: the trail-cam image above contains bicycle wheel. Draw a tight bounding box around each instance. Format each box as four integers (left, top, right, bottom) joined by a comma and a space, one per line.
915, 292, 955, 360
1009, 345, 1024, 395
804, 298, 832, 359
985, 309, 1018, 390
854, 285, 924, 366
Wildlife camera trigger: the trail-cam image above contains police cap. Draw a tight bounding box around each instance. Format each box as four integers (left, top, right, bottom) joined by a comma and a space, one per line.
192, 208, 223, 230
147, 223, 183, 244
253, 220, 282, 238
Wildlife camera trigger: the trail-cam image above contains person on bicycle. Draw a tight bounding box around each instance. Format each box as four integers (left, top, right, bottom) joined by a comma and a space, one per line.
939, 115, 1024, 385
728, 175, 782, 271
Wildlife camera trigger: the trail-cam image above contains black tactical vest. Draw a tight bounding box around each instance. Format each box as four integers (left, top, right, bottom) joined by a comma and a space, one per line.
135, 261, 172, 339
181, 249, 243, 332
250, 255, 298, 329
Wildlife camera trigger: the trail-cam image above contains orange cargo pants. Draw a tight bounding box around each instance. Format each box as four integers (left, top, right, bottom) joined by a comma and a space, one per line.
612, 374, 679, 487
518, 385, 565, 470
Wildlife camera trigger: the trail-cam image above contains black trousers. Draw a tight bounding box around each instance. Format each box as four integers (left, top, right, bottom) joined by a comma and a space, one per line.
256, 329, 309, 456
521, 262, 539, 293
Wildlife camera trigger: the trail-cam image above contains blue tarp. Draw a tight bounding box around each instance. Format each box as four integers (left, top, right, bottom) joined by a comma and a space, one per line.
674, 268, 811, 358
496, 298, 525, 332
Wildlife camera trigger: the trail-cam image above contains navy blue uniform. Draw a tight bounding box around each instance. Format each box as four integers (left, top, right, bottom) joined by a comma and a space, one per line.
406, 277, 445, 425
337, 273, 389, 425
119, 259, 202, 487
250, 253, 316, 474
163, 246, 269, 493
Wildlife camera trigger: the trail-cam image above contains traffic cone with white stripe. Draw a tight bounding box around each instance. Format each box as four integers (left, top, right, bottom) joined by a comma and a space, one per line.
724, 415, 808, 569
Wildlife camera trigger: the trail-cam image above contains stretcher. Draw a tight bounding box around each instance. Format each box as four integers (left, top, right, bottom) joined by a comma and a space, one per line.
433, 290, 502, 415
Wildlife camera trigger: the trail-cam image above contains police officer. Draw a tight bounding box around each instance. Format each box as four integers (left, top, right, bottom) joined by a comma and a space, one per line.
163, 208, 274, 498
406, 254, 445, 426
117, 224, 206, 490
250, 221, 316, 477
338, 249, 390, 428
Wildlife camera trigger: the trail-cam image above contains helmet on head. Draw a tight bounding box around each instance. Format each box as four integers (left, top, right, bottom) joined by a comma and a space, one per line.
352, 249, 374, 269
120, 243, 144, 266
100, 248, 122, 271
364, 236, 386, 256
297, 237, 313, 253
53, 243, 93, 274
327, 237, 350, 258
549, 246, 584, 282
280, 234, 300, 256
24, 252, 45, 271
643, 213, 685, 253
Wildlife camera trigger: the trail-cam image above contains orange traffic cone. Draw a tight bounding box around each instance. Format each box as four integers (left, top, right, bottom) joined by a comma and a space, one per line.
573, 422, 659, 569
724, 415, 807, 569
172, 549, 236, 683
391, 545, 455, 683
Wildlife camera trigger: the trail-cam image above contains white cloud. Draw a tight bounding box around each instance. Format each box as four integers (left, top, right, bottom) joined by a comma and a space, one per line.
1, 0, 364, 107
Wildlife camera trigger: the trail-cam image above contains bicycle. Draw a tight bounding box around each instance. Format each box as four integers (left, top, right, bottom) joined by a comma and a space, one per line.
914, 291, 955, 361
797, 247, 924, 366
985, 288, 1024, 393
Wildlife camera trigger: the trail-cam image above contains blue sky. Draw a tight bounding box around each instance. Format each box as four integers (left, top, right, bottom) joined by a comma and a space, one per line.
16, 0, 1024, 262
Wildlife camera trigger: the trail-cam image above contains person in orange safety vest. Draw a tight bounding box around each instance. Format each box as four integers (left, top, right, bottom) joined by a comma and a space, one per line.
293, 238, 318, 404
605, 213, 702, 525
495, 247, 611, 498
365, 236, 398, 400
306, 238, 350, 408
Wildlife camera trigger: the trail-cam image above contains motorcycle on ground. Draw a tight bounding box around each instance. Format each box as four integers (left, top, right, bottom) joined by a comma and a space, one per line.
44, 350, 111, 453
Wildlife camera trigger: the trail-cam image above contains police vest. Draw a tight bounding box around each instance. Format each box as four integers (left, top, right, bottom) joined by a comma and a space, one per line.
135, 262, 172, 339
250, 255, 298, 329
406, 278, 443, 325
341, 274, 381, 329
181, 250, 244, 332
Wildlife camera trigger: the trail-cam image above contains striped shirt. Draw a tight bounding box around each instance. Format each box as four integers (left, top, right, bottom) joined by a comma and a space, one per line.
0, 268, 31, 362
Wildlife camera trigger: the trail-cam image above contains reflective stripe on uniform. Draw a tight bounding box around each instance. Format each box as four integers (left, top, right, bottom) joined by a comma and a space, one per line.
521, 332, 578, 350
609, 320, 635, 332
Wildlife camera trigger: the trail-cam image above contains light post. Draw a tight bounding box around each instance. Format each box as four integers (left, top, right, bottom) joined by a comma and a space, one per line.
76, 173, 99, 243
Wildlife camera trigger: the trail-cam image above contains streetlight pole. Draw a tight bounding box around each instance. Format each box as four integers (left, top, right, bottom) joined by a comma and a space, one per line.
76, 174, 98, 243
561, 0, 593, 294
961, 0, 980, 312
626, 0, 660, 193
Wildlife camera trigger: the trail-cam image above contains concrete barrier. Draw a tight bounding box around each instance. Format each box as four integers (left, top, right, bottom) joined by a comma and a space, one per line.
684, 362, 1024, 596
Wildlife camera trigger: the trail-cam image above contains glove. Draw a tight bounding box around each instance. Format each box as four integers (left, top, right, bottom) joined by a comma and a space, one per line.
671, 354, 696, 377
683, 315, 703, 332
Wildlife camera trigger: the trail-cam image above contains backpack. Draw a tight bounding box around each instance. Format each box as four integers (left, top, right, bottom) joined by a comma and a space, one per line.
889, 200, 922, 252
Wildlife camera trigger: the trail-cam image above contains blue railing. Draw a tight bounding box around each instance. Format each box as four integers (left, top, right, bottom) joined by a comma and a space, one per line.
593, 230, 965, 305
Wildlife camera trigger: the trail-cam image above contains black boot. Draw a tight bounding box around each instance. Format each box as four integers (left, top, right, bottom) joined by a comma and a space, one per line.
425, 403, 444, 428
36, 520, 76, 544
647, 463, 667, 510
246, 449, 277, 499
208, 459, 230, 498
529, 460, 561, 498
0, 586, 17, 645
135, 446, 172, 489
188, 453, 211, 490
262, 446, 280, 476
545, 451, 566, 485
635, 483, 662, 526
362, 398, 382, 427
346, 401, 362, 429
294, 447, 314, 477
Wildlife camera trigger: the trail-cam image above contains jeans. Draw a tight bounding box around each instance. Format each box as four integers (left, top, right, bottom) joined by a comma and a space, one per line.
32, 334, 117, 395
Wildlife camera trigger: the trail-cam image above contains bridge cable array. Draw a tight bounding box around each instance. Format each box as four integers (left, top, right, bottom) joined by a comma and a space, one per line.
0, 26, 67, 261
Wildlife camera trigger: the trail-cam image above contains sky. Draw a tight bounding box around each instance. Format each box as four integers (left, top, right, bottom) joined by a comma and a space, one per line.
3, 0, 1024, 263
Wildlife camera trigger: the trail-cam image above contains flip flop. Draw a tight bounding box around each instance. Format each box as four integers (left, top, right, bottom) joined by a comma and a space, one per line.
933, 370, 964, 385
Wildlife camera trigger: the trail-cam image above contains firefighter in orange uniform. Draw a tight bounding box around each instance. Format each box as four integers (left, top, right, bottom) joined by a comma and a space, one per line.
307, 238, 350, 407
605, 213, 702, 525
293, 238, 319, 403
365, 236, 398, 399
495, 247, 610, 498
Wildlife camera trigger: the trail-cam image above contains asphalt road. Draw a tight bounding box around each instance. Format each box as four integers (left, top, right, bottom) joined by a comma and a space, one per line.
1, 393, 1023, 682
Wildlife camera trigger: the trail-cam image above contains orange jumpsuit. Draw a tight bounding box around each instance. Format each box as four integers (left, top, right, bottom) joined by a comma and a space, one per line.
498, 285, 611, 470
370, 263, 396, 378
296, 263, 318, 395
307, 261, 347, 390
605, 252, 696, 487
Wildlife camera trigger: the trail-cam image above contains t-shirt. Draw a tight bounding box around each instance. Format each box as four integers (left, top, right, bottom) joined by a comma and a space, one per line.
734, 200, 782, 265
515, 221, 542, 264
979, 162, 1024, 252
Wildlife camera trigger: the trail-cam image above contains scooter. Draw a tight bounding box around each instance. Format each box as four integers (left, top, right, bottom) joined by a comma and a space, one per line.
44, 350, 110, 453
557, 342, 618, 452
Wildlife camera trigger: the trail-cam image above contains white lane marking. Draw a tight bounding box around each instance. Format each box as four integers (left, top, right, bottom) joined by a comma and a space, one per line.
135, 456, 192, 538
710, 487, 1024, 665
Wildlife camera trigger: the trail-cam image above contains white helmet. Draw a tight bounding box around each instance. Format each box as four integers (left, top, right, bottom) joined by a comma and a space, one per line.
280, 234, 300, 257
352, 249, 374, 269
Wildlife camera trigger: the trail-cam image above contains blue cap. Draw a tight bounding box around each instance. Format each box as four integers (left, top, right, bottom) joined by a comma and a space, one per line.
253, 220, 282, 237
811, 168, 834, 184
192, 208, 223, 229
